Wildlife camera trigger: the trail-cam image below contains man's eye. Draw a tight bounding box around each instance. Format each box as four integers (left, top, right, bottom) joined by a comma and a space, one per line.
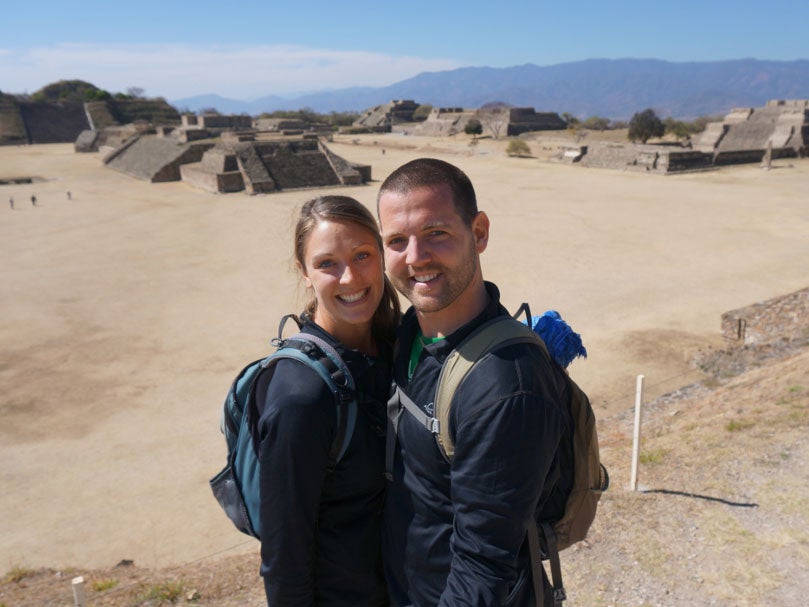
386, 237, 405, 247
356, 251, 370, 260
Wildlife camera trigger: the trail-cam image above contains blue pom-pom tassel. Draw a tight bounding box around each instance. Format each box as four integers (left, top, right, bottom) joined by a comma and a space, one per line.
523, 310, 587, 369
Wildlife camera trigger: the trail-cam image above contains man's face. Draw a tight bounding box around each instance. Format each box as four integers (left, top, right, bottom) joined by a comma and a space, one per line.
379, 184, 488, 323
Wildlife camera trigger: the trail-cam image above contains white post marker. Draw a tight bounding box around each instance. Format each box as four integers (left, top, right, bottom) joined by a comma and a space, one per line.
630, 374, 645, 491
72, 576, 87, 607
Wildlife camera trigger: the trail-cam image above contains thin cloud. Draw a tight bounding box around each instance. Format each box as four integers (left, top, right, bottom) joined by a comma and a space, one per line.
0, 43, 461, 99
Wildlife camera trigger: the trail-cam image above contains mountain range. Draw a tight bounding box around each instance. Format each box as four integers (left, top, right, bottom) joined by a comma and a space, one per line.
171, 58, 809, 120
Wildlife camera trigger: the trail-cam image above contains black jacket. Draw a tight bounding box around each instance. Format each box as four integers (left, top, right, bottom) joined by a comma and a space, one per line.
258, 321, 391, 606
384, 283, 573, 607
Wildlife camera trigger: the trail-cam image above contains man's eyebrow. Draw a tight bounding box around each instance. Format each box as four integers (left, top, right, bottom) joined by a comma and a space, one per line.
422, 220, 450, 231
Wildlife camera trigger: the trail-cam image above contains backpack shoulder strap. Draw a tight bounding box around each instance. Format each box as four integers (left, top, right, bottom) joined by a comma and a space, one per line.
433, 314, 547, 458
247, 332, 358, 462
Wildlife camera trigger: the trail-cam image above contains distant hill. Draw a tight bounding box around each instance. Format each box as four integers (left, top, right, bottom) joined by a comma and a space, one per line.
172, 58, 809, 119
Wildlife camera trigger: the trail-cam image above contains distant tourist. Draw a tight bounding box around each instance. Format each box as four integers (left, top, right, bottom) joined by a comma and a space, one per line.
31, 195, 37, 207
8, 197, 13, 210
67, 191, 72, 200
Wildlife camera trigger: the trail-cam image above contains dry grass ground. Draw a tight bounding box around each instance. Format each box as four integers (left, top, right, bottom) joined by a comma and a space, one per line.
1, 134, 807, 605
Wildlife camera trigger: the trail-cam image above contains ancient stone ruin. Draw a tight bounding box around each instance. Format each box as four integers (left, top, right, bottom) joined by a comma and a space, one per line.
0, 94, 180, 147
505, 108, 567, 136
348, 100, 420, 133
569, 142, 713, 174
105, 136, 214, 182
99, 119, 370, 194
561, 100, 808, 174
721, 287, 809, 346
180, 133, 370, 194
695, 100, 808, 164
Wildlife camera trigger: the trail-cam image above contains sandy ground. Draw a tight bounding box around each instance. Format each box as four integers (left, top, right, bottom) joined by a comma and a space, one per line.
1, 137, 807, 572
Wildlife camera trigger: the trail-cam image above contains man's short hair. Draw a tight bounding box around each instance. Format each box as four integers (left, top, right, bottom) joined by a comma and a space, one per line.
377, 158, 478, 226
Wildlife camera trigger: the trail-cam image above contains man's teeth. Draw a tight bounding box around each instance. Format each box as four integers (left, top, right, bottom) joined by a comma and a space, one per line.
340, 290, 366, 303
414, 273, 438, 283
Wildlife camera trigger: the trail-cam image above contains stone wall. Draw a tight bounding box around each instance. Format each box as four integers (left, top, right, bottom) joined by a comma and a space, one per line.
413, 108, 476, 136
180, 163, 244, 193
0, 94, 28, 145
721, 287, 809, 345
106, 136, 213, 182
74, 129, 100, 153
253, 118, 308, 131
18, 102, 90, 144
109, 99, 181, 126
85, 101, 119, 130
235, 144, 276, 194
506, 108, 566, 135
261, 149, 340, 190
178, 137, 368, 194
197, 115, 252, 129
697, 100, 809, 162
354, 100, 418, 129
578, 142, 712, 173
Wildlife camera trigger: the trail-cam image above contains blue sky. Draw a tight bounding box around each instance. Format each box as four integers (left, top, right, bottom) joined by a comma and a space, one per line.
2, 0, 807, 100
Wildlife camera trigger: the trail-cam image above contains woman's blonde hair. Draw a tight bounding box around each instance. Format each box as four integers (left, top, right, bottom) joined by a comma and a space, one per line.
294, 195, 401, 344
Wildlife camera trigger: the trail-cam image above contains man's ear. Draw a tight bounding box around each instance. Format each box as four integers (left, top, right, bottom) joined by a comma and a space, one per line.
472, 211, 490, 253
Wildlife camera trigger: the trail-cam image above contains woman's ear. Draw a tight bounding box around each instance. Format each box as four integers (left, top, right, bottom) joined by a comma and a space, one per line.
297, 261, 312, 288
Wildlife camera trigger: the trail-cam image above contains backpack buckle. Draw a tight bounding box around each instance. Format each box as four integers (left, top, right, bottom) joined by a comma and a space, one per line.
429, 418, 440, 434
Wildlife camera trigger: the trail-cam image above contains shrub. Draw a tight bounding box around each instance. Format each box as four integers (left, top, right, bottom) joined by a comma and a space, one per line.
506, 139, 531, 157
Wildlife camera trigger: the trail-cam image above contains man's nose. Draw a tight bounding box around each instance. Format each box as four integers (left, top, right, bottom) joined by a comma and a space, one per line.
405, 237, 429, 266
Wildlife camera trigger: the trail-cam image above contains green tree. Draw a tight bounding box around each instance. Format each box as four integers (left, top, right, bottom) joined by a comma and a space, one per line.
562, 112, 580, 127
663, 117, 691, 139
31, 79, 112, 103
628, 108, 665, 143
464, 118, 483, 137
582, 116, 610, 131
506, 139, 531, 157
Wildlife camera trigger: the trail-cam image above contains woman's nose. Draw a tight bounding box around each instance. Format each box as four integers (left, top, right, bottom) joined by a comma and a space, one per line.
339, 263, 355, 284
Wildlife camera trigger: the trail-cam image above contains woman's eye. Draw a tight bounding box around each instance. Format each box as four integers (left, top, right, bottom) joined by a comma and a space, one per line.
315, 259, 333, 269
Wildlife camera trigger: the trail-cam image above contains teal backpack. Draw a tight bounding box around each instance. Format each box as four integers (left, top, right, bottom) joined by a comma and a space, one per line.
210, 315, 357, 539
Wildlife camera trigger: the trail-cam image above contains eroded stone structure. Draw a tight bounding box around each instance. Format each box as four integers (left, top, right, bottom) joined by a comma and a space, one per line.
721, 287, 809, 345
104, 135, 213, 182
180, 134, 370, 194
350, 100, 420, 133
410, 107, 476, 136
572, 142, 713, 173
505, 108, 566, 136
695, 99, 808, 164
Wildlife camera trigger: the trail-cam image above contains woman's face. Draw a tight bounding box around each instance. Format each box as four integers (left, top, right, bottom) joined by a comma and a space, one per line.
301, 219, 385, 339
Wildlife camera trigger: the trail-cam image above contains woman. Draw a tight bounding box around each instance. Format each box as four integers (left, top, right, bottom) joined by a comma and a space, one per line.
257, 195, 400, 606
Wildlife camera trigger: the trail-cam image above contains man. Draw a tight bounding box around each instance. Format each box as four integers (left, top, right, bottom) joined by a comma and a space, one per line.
378, 158, 573, 606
